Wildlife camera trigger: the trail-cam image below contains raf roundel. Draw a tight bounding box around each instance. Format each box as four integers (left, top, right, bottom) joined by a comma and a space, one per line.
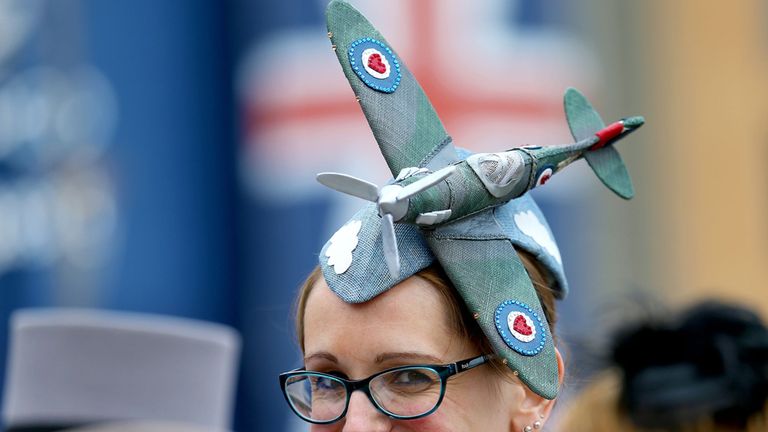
348, 38, 401, 93
494, 300, 546, 356
535, 164, 555, 187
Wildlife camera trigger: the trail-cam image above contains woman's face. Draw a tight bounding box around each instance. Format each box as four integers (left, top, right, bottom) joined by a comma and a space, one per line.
302, 275, 553, 432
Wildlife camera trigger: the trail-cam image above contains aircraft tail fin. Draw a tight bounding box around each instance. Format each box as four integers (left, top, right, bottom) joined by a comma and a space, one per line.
564, 87, 636, 200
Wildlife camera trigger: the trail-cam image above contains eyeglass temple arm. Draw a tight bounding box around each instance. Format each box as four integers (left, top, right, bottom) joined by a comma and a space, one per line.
454, 354, 495, 374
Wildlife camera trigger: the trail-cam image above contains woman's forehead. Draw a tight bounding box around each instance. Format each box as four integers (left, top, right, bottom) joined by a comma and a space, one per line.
303, 275, 461, 362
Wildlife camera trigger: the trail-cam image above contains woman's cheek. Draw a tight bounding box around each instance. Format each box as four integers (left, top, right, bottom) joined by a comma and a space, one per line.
395, 409, 461, 432
311, 423, 340, 432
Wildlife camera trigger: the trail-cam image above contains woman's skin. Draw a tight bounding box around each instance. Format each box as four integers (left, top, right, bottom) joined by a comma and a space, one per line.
303, 275, 564, 432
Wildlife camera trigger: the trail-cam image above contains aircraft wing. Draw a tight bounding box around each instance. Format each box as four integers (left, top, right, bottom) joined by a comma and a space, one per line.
326, 0, 458, 176
424, 208, 560, 400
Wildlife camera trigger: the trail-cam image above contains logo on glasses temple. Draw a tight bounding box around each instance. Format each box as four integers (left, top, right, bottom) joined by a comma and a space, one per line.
458, 355, 488, 371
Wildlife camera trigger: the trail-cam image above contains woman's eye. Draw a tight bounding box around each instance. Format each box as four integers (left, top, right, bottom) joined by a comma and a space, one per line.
315, 376, 337, 390
390, 370, 435, 388
312, 374, 344, 393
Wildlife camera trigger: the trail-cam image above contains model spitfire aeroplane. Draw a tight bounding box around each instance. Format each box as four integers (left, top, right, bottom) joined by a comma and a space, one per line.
317, 2, 644, 279
318, 89, 643, 278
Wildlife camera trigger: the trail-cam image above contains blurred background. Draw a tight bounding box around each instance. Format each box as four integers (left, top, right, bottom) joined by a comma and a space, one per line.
0, 0, 764, 430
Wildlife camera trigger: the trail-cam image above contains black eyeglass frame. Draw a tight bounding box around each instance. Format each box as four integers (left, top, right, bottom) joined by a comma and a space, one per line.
278, 353, 492, 424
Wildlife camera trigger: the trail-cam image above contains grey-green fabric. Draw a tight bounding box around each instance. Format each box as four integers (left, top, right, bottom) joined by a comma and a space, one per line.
565, 88, 635, 199
321, 147, 568, 309
322, 0, 563, 400
425, 209, 559, 399
326, 0, 457, 175
320, 203, 435, 303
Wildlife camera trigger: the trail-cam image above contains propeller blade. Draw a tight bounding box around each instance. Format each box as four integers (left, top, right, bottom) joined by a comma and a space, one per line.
316, 173, 379, 202
396, 165, 457, 201
381, 213, 400, 278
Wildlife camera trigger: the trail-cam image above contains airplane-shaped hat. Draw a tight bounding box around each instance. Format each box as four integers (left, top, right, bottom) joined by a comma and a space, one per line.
317, 0, 644, 399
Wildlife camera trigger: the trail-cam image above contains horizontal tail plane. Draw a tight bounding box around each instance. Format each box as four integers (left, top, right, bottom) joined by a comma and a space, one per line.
564, 87, 644, 199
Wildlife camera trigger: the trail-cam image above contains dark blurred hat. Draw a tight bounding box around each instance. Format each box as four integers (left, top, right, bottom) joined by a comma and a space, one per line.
2, 309, 240, 431
613, 301, 768, 429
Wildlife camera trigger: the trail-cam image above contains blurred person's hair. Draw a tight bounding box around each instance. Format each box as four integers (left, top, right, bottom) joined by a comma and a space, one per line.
559, 301, 768, 432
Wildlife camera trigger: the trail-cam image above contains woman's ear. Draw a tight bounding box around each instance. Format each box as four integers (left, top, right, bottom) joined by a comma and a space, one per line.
510, 348, 565, 431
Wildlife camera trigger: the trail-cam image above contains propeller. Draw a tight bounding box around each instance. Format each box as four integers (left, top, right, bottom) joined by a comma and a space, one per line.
317, 165, 456, 278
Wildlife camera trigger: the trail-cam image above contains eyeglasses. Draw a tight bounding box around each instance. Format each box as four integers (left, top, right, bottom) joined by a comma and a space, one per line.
279, 354, 491, 424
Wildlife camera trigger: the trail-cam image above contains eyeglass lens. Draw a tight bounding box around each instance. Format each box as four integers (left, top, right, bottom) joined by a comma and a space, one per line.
284, 367, 443, 422
285, 374, 347, 422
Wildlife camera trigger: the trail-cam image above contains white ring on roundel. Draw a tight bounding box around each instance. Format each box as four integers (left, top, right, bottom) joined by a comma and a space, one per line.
536, 167, 554, 186
507, 312, 536, 343
362, 48, 391, 79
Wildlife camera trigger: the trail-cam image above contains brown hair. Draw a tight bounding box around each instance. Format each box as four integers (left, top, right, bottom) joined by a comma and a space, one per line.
295, 249, 559, 373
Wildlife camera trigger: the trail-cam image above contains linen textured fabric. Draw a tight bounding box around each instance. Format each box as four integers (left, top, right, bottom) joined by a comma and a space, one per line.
319, 0, 567, 399
325, 0, 452, 176
564, 88, 634, 198
320, 203, 435, 303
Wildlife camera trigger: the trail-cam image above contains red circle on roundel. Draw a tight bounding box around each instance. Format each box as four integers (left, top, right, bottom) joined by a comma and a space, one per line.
368, 53, 387, 74
536, 167, 553, 186
513, 315, 533, 336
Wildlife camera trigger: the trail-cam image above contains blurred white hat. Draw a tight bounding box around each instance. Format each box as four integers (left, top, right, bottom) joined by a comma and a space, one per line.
2, 309, 240, 431
68, 420, 227, 432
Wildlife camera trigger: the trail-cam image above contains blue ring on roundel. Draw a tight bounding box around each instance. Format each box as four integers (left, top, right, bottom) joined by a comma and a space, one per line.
494, 300, 546, 356
348, 38, 401, 93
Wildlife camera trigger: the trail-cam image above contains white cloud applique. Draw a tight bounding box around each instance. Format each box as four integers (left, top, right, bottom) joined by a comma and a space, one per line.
513, 210, 562, 265
325, 220, 363, 274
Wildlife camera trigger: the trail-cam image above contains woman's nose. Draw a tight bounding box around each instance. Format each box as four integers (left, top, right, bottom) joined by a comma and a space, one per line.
341, 391, 391, 432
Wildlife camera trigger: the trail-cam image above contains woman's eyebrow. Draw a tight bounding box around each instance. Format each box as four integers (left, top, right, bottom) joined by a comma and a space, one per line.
304, 351, 338, 364
374, 352, 444, 364
305, 351, 444, 365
